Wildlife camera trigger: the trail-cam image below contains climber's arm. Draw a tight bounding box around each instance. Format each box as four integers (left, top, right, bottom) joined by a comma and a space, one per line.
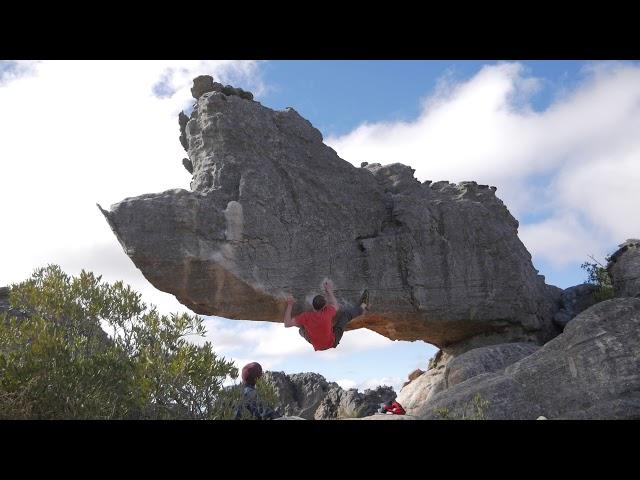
323, 279, 339, 310
283, 296, 300, 328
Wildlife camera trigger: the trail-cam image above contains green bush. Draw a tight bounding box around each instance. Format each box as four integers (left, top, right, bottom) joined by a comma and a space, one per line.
0, 265, 248, 419
433, 394, 489, 420
580, 254, 614, 302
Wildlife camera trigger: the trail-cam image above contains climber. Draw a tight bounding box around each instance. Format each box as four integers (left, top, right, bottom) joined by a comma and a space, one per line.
234, 362, 280, 420
283, 279, 369, 351
378, 399, 406, 415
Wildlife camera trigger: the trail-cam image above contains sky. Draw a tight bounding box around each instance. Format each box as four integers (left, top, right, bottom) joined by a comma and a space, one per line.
1, 60, 639, 394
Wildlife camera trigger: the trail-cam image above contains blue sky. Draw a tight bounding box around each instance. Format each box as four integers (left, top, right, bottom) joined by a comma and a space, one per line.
258, 60, 587, 136
1, 60, 639, 394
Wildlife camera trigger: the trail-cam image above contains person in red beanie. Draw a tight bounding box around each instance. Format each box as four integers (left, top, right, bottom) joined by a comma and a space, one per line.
242, 362, 263, 387
234, 362, 280, 420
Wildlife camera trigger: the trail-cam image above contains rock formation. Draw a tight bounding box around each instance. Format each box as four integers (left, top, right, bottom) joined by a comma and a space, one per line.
390, 236, 640, 420
100, 75, 562, 350
263, 371, 333, 419
402, 368, 425, 388
608, 239, 640, 298
263, 371, 396, 419
552, 283, 600, 330
408, 298, 640, 419
397, 343, 539, 411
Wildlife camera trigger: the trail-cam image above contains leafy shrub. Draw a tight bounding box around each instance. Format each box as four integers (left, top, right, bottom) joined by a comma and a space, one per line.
0, 265, 250, 419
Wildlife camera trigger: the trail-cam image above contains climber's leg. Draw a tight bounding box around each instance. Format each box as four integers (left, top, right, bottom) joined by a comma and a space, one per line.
332, 304, 364, 348
299, 326, 312, 345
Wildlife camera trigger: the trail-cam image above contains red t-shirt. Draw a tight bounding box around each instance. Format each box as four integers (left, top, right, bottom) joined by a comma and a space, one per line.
384, 401, 406, 415
294, 305, 337, 351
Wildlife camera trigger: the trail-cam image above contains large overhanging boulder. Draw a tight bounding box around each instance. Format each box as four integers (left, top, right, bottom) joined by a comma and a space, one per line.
100, 76, 561, 349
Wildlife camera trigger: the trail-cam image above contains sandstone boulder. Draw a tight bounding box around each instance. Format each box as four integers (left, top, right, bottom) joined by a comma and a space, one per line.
416, 298, 640, 420
100, 76, 561, 349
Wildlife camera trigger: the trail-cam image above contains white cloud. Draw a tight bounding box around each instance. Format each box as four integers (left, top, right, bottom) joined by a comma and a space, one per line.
196, 316, 394, 370
519, 215, 606, 268
0, 60, 40, 86
358, 376, 404, 393
326, 61, 640, 269
0, 60, 263, 290
335, 378, 357, 390
336, 376, 405, 394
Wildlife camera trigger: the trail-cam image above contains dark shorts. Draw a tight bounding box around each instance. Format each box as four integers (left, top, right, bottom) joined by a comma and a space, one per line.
299, 305, 363, 348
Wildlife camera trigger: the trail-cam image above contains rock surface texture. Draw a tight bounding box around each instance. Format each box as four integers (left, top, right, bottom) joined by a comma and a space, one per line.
608, 239, 640, 299
552, 284, 600, 330
414, 298, 640, 420
100, 75, 561, 349
397, 342, 539, 411
263, 371, 396, 419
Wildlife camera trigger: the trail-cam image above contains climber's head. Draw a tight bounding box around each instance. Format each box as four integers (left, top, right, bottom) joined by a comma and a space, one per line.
312, 295, 327, 311
241, 362, 263, 387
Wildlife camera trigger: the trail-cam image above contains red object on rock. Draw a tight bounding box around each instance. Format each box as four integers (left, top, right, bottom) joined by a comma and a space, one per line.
384, 401, 406, 415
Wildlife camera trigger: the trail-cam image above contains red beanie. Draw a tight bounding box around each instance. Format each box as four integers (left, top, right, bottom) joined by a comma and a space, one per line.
241, 362, 263, 386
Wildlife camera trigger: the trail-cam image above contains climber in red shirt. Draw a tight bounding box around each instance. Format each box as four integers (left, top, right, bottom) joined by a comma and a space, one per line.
283, 279, 369, 351
378, 400, 406, 415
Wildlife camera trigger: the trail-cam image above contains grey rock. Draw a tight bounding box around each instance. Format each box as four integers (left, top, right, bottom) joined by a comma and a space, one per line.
190, 75, 215, 99
314, 385, 396, 419
427, 349, 446, 370
100, 79, 561, 348
191, 78, 254, 101
313, 386, 345, 419
397, 345, 538, 413
362, 385, 396, 412
263, 371, 395, 419
397, 365, 447, 411
402, 368, 425, 388
608, 239, 640, 298
219, 83, 254, 101
182, 158, 193, 174
188, 76, 254, 102
552, 283, 600, 330
416, 298, 640, 420
263, 371, 337, 419
397, 350, 452, 410
178, 111, 189, 151
441, 342, 540, 391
